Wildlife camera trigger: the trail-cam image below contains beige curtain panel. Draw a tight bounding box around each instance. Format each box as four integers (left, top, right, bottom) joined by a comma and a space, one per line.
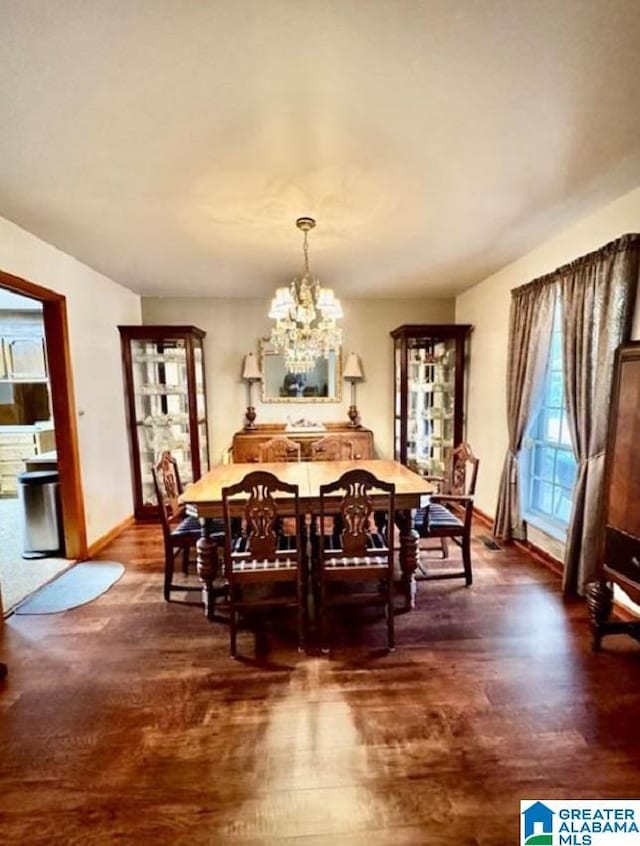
560, 234, 640, 594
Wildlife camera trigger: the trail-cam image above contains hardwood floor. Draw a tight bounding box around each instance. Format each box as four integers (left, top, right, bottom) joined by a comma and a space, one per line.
1, 522, 640, 845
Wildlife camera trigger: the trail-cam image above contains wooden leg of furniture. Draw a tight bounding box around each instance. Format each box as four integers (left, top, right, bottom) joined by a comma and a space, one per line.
163, 548, 175, 602
395, 509, 419, 610
587, 579, 640, 650
0, 662, 7, 680
229, 589, 237, 658
587, 580, 614, 651
462, 535, 473, 586
196, 519, 217, 621
387, 579, 395, 650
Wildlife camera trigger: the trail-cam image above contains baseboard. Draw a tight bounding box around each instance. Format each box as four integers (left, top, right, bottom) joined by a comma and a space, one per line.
513, 538, 564, 577
86, 515, 135, 558
472, 506, 493, 528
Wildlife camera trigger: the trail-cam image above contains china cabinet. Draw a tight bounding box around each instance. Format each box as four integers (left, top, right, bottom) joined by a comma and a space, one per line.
390, 324, 472, 478
118, 326, 210, 518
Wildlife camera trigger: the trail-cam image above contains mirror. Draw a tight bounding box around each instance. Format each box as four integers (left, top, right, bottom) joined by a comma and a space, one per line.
260, 340, 342, 403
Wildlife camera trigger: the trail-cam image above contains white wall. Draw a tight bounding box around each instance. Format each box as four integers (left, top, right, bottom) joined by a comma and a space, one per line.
142, 297, 455, 462
0, 216, 141, 544
455, 185, 640, 525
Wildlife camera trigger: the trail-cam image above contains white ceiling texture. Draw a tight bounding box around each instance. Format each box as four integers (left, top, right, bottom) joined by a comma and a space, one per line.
1, 0, 640, 299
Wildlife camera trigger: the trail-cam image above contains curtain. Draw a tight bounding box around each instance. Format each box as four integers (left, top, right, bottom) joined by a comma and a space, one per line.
561, 234, 640, 594
494, 279, 556, 540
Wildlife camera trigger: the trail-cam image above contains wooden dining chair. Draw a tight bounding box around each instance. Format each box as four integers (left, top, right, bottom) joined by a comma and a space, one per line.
258, 435, 302, 463
310, 435, 354, 461
152, 451, 224, 602
222, 470, 305, 658
318, 468, 396, 653
413, 442, 479, 585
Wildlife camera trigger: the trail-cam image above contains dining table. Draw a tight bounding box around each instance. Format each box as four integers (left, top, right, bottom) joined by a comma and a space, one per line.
180, 458, 434, 617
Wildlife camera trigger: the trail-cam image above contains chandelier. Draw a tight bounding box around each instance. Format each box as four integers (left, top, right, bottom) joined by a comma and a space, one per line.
269, 217, 343, 374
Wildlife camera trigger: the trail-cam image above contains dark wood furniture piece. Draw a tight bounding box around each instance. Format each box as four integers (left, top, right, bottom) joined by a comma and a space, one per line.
222, 470, 305, 658
151, 451, 223, 604
390, 324, 472, 480
588, 342, 640, 649
258, 435, 302, 463
231, 423, 373, 463
181, 459, 433, 615
318, 468, 396, 652
118, 325, 210, 519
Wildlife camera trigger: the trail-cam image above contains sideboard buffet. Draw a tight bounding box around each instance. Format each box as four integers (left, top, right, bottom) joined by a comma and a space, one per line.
231, 423, 374, 463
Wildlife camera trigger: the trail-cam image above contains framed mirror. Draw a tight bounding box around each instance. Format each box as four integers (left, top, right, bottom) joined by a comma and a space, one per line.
260, 340, 342, 402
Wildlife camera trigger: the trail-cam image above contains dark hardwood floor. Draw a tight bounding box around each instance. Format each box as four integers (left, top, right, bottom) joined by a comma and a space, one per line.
1, 521, 640, 845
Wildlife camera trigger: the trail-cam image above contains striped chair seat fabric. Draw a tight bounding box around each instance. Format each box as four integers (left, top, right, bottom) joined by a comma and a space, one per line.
230, 533, 298, 573
414, 504, 463, 533
323, 531, 390, 569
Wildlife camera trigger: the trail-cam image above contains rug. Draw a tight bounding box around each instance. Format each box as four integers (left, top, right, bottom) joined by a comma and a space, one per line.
15, 561, 125, 615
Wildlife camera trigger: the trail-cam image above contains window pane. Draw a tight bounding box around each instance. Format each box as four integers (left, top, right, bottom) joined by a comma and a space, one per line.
543, 408, 562, 441
546, 371, 563, 408
560, 415, 573, 448
553, 486, 573, 524
522, 294, 577, 529
555, 450, 577, 489
550, 331, 562, 369
533, 447, 555, 482
532, 479, 554, 513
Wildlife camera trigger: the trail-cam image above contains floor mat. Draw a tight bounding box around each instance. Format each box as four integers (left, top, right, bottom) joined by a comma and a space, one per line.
15, 561, 124, 614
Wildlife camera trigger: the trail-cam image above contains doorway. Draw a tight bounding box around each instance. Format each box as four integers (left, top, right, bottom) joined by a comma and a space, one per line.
0, 270, 86, 614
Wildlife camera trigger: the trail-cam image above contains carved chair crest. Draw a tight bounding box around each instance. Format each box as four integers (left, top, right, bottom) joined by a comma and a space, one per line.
341, 483, 374, 557
245, 483, 278, 559
155, 450, 180, 516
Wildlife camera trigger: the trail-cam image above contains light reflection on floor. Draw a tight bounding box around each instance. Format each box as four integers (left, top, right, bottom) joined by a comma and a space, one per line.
222, 659, 384, 839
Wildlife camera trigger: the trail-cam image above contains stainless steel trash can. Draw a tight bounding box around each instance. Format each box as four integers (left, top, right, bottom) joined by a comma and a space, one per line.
17, 470, 62, 559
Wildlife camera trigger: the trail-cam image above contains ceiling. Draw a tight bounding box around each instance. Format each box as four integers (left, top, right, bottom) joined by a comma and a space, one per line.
1, 0, 640, 300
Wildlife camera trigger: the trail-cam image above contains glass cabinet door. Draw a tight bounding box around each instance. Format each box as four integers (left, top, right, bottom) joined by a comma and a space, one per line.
391, 324, 471, 480
119, 326, 210, 518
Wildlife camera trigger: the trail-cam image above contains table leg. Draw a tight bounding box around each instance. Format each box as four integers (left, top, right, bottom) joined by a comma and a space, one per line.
395, 509, 419, 610
196, 518, 217, 621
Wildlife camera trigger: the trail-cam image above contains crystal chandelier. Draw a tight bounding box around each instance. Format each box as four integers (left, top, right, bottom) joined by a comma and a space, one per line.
269, 217, 343, 374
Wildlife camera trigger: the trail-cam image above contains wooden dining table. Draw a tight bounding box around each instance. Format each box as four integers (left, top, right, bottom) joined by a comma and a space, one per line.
180, 458, 434, 616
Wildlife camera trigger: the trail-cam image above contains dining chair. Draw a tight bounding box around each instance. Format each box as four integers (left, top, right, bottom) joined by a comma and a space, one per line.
152, 451, 224, 602
413, 442, 479, 585
258, 435, 302, 462
310, 435, 354, 461
222, 470, 305, 658
318, 468, 396, 653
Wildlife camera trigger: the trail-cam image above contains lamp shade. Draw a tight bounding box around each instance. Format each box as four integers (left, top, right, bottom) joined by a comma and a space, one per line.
343, 352, 364, 381
242, 352, 262, 381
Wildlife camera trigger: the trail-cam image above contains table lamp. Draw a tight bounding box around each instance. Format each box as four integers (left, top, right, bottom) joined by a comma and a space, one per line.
343, 352, 364, 427
242, 352, 262, 429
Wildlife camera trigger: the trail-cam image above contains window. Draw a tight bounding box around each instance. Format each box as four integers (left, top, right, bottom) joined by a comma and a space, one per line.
521, 298, 577, 537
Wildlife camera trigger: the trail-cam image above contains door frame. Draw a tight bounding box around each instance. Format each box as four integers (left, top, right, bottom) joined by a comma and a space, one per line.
0, 269, 87, 559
